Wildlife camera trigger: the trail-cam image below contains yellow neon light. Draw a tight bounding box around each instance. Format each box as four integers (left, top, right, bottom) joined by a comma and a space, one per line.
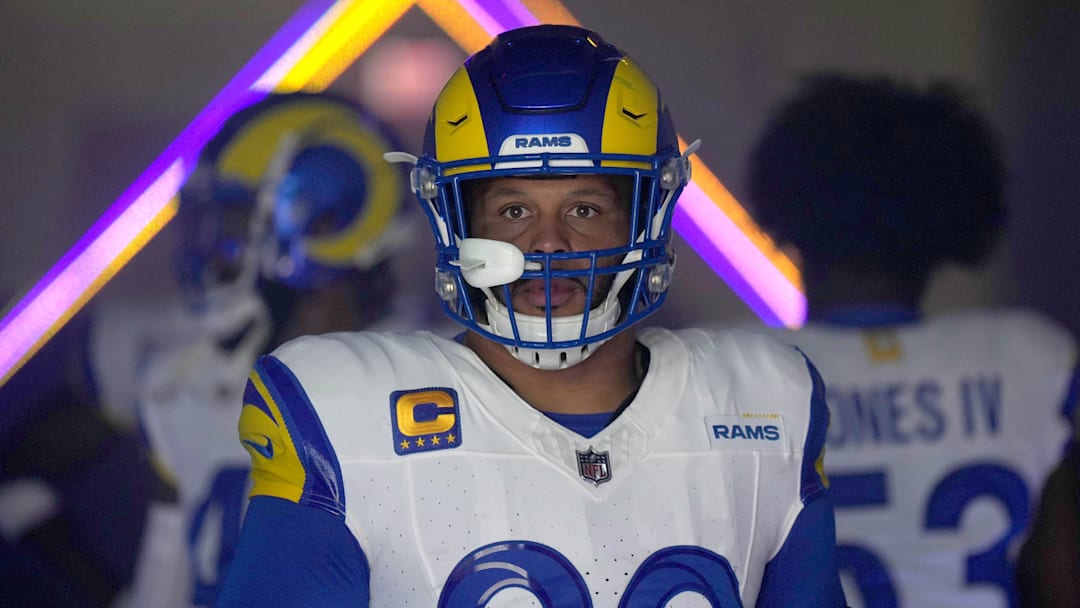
678, 136, 801, 288
278, 0, 416, 93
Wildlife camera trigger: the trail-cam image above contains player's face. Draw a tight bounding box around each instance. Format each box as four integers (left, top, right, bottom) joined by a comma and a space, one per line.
468, 175, 631, 317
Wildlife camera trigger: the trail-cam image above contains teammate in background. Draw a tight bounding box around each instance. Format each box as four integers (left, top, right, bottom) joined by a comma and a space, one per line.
124, 92, 425, 607
0, 304, 164, 608
743, 73, 1079, 607
216, 25, 846, 607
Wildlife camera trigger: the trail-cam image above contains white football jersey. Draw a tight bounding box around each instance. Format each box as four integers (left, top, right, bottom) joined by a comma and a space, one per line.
758, 310, 1078, 608
128, 330, 256, 608
112, 290, 460, 608
241, 326, 836, 606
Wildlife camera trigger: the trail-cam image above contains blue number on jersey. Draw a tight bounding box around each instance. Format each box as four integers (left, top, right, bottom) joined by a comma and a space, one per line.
832, 462, 1029, 607
924, 463, 1028, 606
189, 466, 250, 606
621, 546, 743, 607
439, 541, 742, 607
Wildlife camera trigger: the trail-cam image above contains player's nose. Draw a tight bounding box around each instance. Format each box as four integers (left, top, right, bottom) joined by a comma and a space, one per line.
526, 212, 571, 254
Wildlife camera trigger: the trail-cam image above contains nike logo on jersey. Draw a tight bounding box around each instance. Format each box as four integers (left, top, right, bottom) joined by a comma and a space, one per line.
705, 414, 787, 450
242, 434, 275, 459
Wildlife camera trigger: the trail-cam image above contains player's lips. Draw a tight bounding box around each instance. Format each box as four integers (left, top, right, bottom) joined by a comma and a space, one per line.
514, 278, 583, 311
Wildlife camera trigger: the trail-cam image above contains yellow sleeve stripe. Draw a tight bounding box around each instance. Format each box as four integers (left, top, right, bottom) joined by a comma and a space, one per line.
239, 355, 347, 516
240, 366, 307, 504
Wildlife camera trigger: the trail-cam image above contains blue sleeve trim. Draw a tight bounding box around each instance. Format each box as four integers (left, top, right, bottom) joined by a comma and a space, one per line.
254, 355, 346, 515
798, 353, 831, 504
755, 494, 847, 607
216, 496, 369, 607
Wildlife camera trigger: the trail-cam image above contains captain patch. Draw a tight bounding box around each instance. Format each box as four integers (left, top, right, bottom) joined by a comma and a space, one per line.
706, 414, 787, 450
391, 388, 462, 455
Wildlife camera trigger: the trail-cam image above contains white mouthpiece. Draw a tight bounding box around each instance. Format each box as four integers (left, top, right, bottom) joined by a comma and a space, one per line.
451, 238, 539, 287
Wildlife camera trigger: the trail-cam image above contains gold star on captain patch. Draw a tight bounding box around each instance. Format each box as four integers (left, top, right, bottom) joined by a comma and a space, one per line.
447, 434, 457, 443
399, 439, 410, 450
431, 435, 441, 445
416, 437, 426, 448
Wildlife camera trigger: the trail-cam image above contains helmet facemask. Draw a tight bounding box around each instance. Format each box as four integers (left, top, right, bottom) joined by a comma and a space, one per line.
393, 146, 691, 370
390, 24, 694, 370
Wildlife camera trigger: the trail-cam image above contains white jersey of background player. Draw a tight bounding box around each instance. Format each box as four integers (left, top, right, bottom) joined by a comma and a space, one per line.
106, 92, 439, 608
742, 73, 1080, 607
216, 25, 846, 607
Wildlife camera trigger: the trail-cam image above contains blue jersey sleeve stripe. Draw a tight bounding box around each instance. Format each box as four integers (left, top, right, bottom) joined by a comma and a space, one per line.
242, 374, 275, 421
255, 355, 347, 515
756, 494, 847, 607
799, 354, 831, 504
216, 496, 369, 607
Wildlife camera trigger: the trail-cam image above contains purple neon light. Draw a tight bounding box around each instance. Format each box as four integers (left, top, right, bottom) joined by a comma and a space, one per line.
673, 182, 805, 327
0, 162, 186, 370
2, 0, 805, 387
465, 0, 803, 327
463, 0, 538, 34
0, 0, 338, 382
253, 0, 352, 91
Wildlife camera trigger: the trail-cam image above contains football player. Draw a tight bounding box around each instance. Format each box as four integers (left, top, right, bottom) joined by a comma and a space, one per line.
0, 305, 163, 608
124, 91, 421, 607
743, 73, 1079, 607
217, 25, 847, 607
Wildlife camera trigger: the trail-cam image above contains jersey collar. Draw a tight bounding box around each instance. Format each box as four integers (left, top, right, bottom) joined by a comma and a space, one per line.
812, 304, 920, 328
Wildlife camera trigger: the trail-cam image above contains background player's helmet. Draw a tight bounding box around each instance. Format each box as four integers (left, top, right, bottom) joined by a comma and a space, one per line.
404, 25, 693, 370
180, 92, 408, 299
175, 92, 409, 373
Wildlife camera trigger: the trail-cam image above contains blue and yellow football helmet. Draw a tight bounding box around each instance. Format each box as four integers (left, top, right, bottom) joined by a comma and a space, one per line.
170, 91, 411, 397
179, 92, 408, 305
395, 25, 695, 369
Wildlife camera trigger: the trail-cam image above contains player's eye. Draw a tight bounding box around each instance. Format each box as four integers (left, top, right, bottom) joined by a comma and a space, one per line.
569, 204, 599, 219
499, 204, 530, 220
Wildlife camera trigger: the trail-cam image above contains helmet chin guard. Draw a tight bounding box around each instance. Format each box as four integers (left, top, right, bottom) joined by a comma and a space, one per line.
452, 238, 630, 369
393, 25, 694, 369
482, 292, 623, 370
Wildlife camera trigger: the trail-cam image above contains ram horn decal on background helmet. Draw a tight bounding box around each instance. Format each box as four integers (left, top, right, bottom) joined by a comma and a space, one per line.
390, 24, 696, 370
176, 92, 410, 361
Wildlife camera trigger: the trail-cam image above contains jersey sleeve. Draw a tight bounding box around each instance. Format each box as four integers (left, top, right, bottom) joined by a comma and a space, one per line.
238, 354, 345, 514
756, 354, 847, 607
215, 496, 369, 608
756, 494, 846, 607
798, 354, 832, 505
218, 354, 370, 606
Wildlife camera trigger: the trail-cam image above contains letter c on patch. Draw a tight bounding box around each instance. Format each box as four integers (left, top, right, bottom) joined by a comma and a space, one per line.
396, 390, 457, 436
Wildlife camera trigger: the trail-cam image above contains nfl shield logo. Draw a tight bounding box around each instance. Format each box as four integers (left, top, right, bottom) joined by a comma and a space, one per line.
577, 447, 612, 485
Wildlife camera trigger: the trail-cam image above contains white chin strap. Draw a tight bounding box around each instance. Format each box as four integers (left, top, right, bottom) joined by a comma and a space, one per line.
454, 238, 638, 370
483, 295, 622, 370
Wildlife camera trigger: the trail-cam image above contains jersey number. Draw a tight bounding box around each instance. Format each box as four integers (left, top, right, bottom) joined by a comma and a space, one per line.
189, 466, 250, 606
832, 462, 1029, 607
438, 541, 742, 607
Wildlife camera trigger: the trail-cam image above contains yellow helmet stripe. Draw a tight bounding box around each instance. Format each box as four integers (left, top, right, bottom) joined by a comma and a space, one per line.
304, 123, 402, 266
433, 66, 491, 176
601, 57, 658, 170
